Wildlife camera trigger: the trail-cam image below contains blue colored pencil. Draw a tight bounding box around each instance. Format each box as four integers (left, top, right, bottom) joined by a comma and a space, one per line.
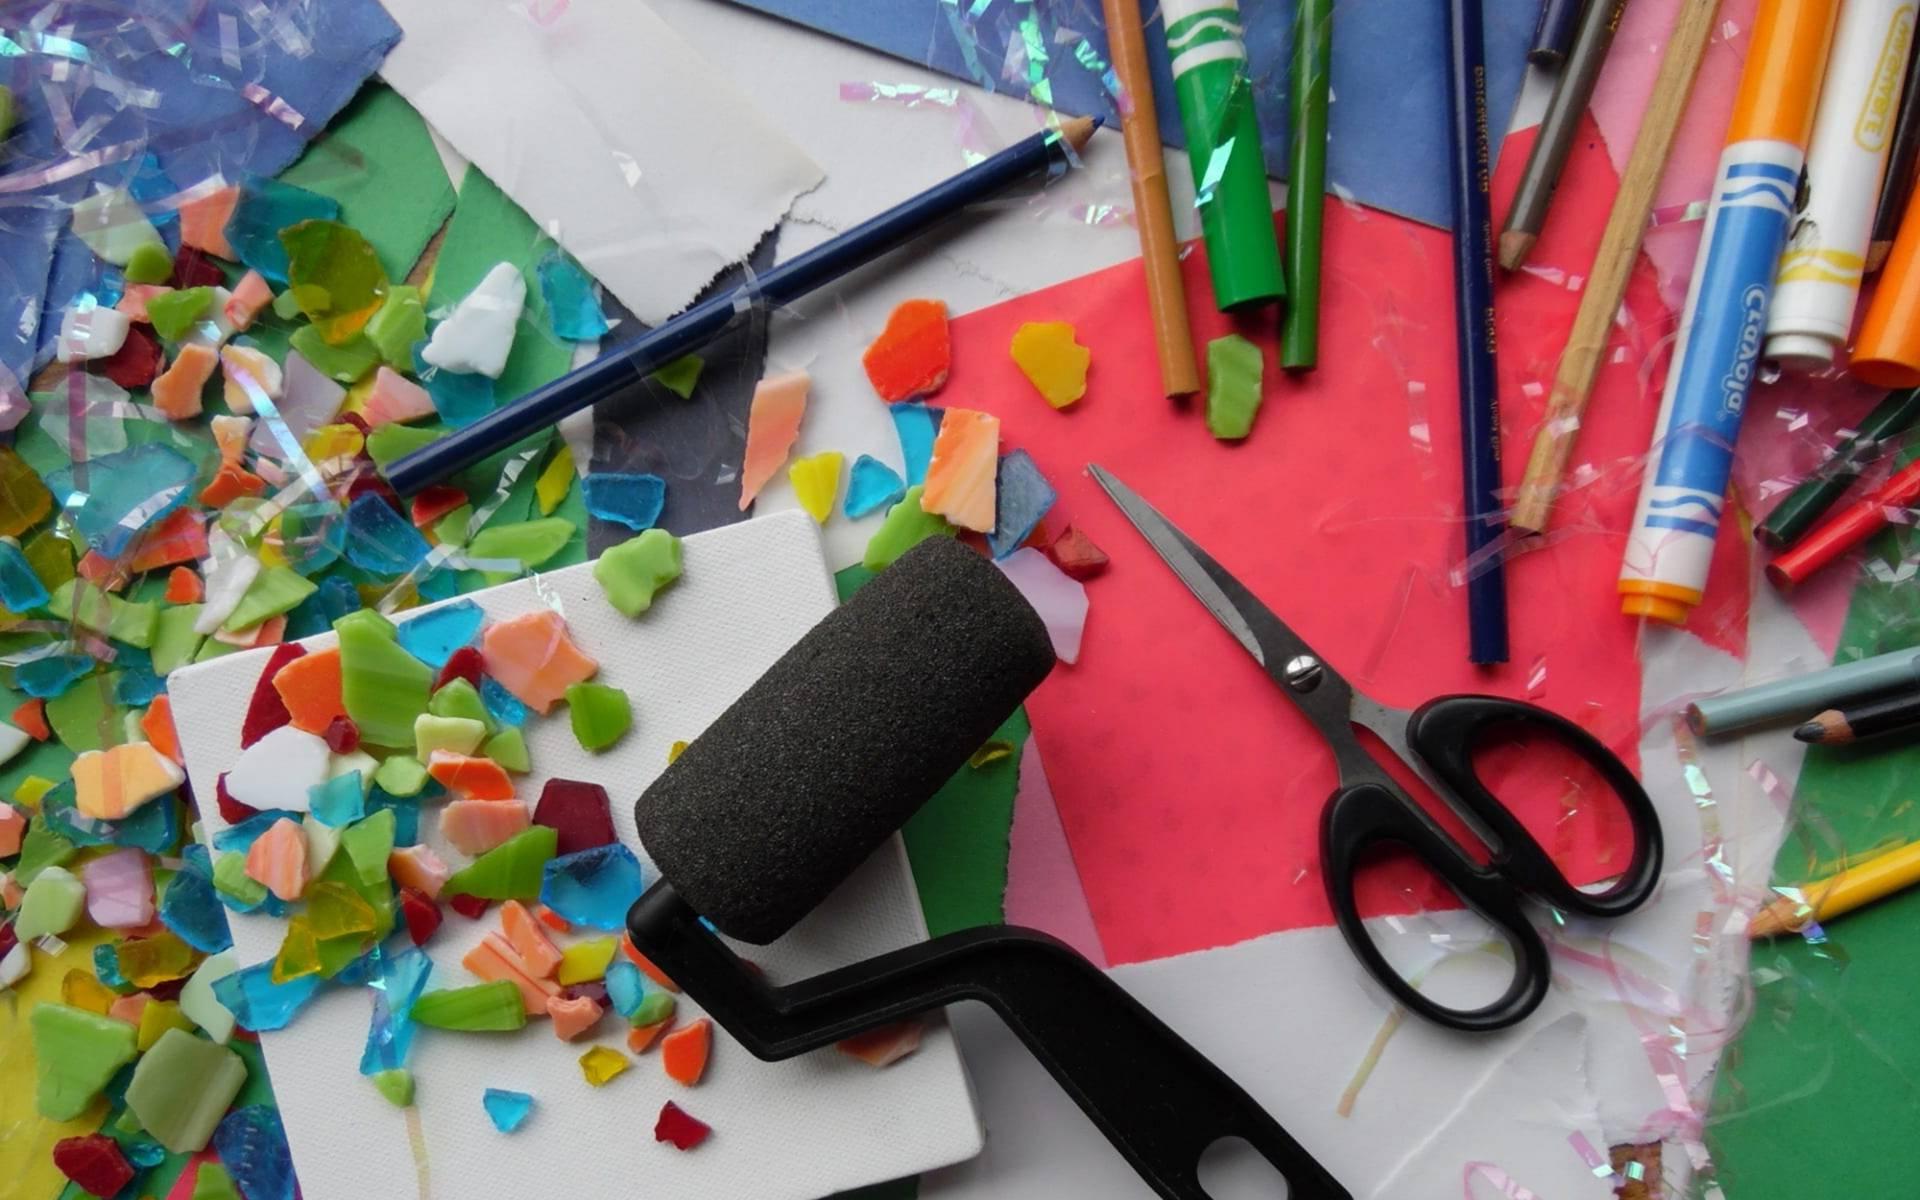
385, 116, 1101, 496
1529, 0, 1585, 66
1446, 0, 1509, 665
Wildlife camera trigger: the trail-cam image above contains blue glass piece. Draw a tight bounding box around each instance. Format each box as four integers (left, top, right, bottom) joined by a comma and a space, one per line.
211, 809, 304, 854
418, 567, 459, 603
412, 342, 495, 428
112, 648, 164, 706
107, 792, 181, 854
159, 844, 233, 953
278, 502, 347, 575
987, 449, 1058, 559
213, 1105, 298, 1200
582, 474, 665, 531
539, 843, 645, 931
309, 771, 366, 828
396, 599, 483, 669
122, 1136, 166, 1170
211, 963, 322, 1033
843, 455, 907, 519
891, 403, 941, 486
331, 944, 383, 988
603, 959, 645, 1020
94, 942, 130, 990
226, 176, 341, 285
359, 944, 433, 1075
0, 540, 49, 612
17, 653, 95, 698
38, 779, 111, 847
481, 677, 527, 728
483, 1088, 535, 1133
289, 574, 361, 638
366, 785, 425, 847
344, 494, 430, 578
537, 250, 609, 341
45, 444, 198, 557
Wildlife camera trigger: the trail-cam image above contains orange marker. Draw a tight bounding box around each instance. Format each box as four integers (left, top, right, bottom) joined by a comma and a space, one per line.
1854, 177, 1920, 386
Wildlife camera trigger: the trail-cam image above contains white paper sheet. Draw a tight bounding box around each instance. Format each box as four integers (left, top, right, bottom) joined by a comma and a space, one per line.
168, 512, 981, 1200
375, 0, 823, 324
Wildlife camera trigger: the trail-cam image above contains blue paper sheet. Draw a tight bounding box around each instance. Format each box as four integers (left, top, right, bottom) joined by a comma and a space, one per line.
727, 0, 1534, 231
0, 1, 401, 393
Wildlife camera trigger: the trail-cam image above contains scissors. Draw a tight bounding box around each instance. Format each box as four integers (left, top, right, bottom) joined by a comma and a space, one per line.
1090, 465, 1664, 1032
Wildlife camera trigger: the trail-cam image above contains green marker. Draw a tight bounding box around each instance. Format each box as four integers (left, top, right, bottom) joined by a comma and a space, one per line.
1281, 0, 1331, 368
1756, 388, 1920, 549
1162, 0, 1285, 312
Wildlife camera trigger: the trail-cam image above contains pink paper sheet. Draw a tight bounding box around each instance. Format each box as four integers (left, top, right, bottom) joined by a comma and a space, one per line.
943, 119, 1746, 965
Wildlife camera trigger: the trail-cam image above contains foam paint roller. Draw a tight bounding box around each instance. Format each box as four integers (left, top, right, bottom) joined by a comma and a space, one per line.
630, 538, 1348, 1200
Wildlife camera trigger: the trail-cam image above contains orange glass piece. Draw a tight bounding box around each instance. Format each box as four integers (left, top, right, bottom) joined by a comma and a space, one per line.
179, 184, 239, 258
245, 817, 310, 902
461, 934, 560, 1015
75, 552, 129, 592
920, 408, 1000, 533
199, 462, 266, 508
837, 1019, 924, 1067
738, 371, 808, 511
164, 566, 203, 604
13, 698, 49, 741
546, 994, 604, 1041
438, 800, 530, 856
660, 1017, 711, 1086
153, 344, 217, 421
479, 610, 598, 715
861, 298, 951, 402
271, 646, 345, 734
620, 936, 680, 993
627, 1020, 672, 1055
224, 271, 274, 332
72, 741, 185, 820
141, 695, 181, 764
427, 752, 515, 801
388, 843, 451, 898
500, 900, 562, 979
129, 508, 209, 572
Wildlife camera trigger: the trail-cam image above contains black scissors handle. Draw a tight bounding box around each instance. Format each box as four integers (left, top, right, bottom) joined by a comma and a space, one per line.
1320, 695, 1664, 1032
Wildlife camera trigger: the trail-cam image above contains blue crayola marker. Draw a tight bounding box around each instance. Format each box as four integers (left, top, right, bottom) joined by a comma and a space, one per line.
1619, 0, 1841, 624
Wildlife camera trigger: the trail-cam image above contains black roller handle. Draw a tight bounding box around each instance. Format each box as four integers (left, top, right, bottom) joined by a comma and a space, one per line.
629, 882, 1348, 1200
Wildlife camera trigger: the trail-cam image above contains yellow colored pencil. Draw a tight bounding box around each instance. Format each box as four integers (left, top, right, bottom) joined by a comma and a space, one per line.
1749, 839, 1920, 937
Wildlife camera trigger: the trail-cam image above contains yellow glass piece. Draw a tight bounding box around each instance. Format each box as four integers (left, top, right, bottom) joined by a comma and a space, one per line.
788, 451, 844, 525
668, 740, 688, 764
968, 740, 1015, 768
271, 917, 323, 985
556, 937, 618, 986
1009, 321, 1090, 409
305, 881, 378, 941
578, 1044, 631, 1087
342, 371, 378, 418
257, 515, 289, 570
117, 931, 195, 989
303, 423, 366, 466
535, 444, 576, 517
61, 969, 117, 1015
136, 1000, 195, 1053
14, 776, 56, 810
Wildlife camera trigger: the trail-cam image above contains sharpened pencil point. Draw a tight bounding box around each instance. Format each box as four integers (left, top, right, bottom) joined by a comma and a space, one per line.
1793, 720, 1823, 743
1497, 229, 1536, 272
1062, 115, 1099, 153
1868, 241, 1892, 274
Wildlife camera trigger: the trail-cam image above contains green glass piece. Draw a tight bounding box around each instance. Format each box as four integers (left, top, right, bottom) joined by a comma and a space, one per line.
124, 240, 174, 286
123, 1027, 248, 1153
373, 754, 429, 797
442, 825, 557, 901
15, 817, 78, 885
0, 86, 12, 143
272, 917, 322, 983
306, 880, 379, 939
280, 219, 390, 344
193, 637, 242, 663
147, 287, 215, 342
650, 354, 704, 399
151, 604, 207, 676
46, 671, 122, 752
415, 713, 486, 759
1204, 334, 1265, 441
289, 324, 380, 384
862, 485, 957, 571
364, 285, 427, 370
482, 726, 528, 773
432, 505, 472, 547
23, 529, 75, 591
272, 288, 303, 320
193, 1162, 243, 1200
48, 580, 159, 647
429, 677, 489, 726
565, 682, 631, 752
593, 528, 682, 617
222, 565, 318, 633
367, 422, 445, 471
371, 1068, 415, 1108
16, 863, 87, 939
340, 808, 397, 887
335, 608, 432, 750
32, 1003, 139, 1120
410, 980, 528, 1031
630, 989, 675, 1028
212, 851, 269, 908
467, 518, 575, 584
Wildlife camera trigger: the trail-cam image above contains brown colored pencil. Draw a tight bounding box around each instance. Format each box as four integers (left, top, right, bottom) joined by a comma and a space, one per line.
1100, 0, 1200, 397
1510, 0, 1721, 534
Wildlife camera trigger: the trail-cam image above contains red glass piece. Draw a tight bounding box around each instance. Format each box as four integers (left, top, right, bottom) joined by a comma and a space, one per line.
345, 473, 400, 509
339, 411, 371, 435
172, 246, 225, 289
653, 1101, 711, 1151
12, 698, 49, 741
52, 1134, 134, 1198
446, 893, 491, 920
0, 921, 17, 961
410, 486, 468, 530
97, 325, 163, 390
1047, 525, 1109, 580
323, 716, 361, 755
436, 646, 485, 691
214, 772, 261, 825
531, 779, 617, 857
400, 887, 442, 946
560, 980, 609, 1008
240, 643, 307, 749
147, 975, 189, 1002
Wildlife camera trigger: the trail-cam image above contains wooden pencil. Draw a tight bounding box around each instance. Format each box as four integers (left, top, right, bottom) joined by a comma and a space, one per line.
1509, 0, 1722, 535
1101, 0, 1199, 396
1794, 688, 1920, 745
1868, 35, 1920, 273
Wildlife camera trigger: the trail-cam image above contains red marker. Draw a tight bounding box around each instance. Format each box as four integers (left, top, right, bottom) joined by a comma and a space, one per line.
1767, 456, 1920, 588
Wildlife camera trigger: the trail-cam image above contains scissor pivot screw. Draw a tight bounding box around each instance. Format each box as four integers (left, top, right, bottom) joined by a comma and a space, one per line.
1284, 655, 1324, 692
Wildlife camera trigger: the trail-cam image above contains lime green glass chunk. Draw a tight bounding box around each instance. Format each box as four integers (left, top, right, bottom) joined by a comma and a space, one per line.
367, 422, 445, 471
566, 683, 631, 752
123, 1027, 248, 1153
372, 1068, 415, 1108
650, 354, 703, 399
48, 580, 158, 647
17, 864, 86, 939
16, 818, 78, 885
1204, 334, 1264, 441
432, 505, 472, 547
593, 528, 681, 617
483, 726, 528, 772
340, 808, 397, 886
124, 241, 173, 286
281, 219, 389, 344
631, 990, 676, 1028
212, 851, 269, 908
193, 1163, 243, 1200
147, 287, 214, 341
336, 608, 432, 750
290, 324, 380, 384
415, 713, 486, 759
222, 565, 318, 633
151, 604, 206, 676
365, 286, 427, 370
442, 825, 557, 901
193, 638, 242, 663
23, 529, 75, 592
429, 678, 489, 725
862, 484, 957, 571
32, 1003, 138, 1120
373, 754, 429, 797
47, 672, 122, 753
467, 518, 575, 583
410, 980, 527, 1031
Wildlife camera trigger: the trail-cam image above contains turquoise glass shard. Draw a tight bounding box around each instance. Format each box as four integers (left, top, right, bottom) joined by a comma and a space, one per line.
396, 599, 483, 670
158, 844, 233, 954
93, 943, 129, 990
483, 1088, 535, 1133
113, 649, 164, 706
0, 539, 48, 611
604, 959, 645, 1020
40, 779, 180, 855
226, 176, 342, 285
536, 250, 608, 341
359, 944, 433, 1075
582, 474, 665, 531
411, 342, 494, 427
987, 449, 1057, 559
481, 677, 527, 728
309, 771, 366, 828
18, 654, 93, 699
210, 962, 322, 1032
45, 444, 197, 556
212, 1105, 297, 1200
540, 843, 645, 931
891, 403, 940, 486
844, 455, 907, 519
344, 494, 430, 577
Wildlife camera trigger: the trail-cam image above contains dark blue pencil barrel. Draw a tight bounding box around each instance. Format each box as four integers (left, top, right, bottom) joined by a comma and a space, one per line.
1529, 0, 1584, 66
1447, 0, 1509, 665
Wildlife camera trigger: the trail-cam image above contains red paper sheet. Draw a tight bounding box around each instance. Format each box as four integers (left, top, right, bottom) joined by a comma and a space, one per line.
942, 118, 1750, 965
